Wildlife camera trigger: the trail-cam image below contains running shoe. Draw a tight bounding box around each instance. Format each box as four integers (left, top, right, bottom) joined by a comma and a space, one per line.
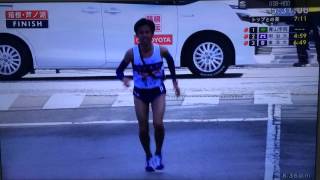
293, 62, 308, 67
145, 156, 155, 172
153, 154, 164, 170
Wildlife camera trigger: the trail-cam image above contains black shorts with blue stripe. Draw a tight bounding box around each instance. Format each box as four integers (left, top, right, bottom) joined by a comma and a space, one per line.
133, 83, 166, 104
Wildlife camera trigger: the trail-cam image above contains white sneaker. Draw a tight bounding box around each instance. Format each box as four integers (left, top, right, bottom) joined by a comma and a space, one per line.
145, 156, 155, 172
153, 154, 164, 170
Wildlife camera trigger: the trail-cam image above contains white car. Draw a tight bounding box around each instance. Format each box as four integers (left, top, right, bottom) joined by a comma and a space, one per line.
0, 0, 255, 79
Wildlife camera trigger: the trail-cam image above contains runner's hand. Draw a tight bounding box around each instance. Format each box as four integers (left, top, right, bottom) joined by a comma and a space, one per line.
122, 77, 131, 87
173, 80, 180, 97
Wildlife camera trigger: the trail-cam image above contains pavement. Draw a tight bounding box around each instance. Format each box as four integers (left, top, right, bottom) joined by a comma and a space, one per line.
0, 67, 318, 112
0, 90, 317, 112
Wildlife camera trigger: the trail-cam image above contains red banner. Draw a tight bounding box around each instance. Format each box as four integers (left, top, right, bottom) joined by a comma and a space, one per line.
6, 10, 48, 20
145, 15, 161, 32
134, 34, 173, 45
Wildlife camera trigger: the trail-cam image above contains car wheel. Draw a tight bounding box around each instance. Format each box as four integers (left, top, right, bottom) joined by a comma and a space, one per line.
0, 38, 32, 80
185, 34, 233, 77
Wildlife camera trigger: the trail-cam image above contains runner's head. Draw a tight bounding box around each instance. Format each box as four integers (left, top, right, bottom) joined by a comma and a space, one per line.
134, 18, 155, 45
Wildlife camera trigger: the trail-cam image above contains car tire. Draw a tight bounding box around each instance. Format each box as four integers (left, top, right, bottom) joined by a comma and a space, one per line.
0, 37, 32, 80
184, 34, 234, 77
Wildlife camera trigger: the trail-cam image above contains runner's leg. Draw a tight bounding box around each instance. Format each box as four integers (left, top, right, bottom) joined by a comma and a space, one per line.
134, 96, 152, 158
151, 93, 166, 155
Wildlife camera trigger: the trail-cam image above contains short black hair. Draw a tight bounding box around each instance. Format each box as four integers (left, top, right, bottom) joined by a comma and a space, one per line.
134, 18, 155, 34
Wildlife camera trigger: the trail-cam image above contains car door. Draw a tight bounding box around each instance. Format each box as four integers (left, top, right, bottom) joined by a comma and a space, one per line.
8, 2, 106, 68
102, 0, 178, 66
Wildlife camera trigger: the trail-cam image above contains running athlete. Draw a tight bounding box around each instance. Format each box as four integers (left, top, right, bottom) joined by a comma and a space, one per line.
116, 18, 180, 172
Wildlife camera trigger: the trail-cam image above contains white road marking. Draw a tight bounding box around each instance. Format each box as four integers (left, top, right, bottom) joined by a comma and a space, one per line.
0, 117, 268, 127
43, 93, 85, 109
264, 104, 281, 180
254, 90, 292, 105
0, 94, 19, 110
0, 90, 300, 111
111, 93, 134, 107
182, 91, 221, 106
0, 122, 73, 127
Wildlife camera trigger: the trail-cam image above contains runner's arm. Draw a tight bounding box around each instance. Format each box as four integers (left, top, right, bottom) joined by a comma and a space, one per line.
116, 49, 133, 81
160, 46, 177, 82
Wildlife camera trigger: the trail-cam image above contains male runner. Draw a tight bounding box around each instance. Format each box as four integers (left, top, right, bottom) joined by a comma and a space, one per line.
116, 18, 180, 172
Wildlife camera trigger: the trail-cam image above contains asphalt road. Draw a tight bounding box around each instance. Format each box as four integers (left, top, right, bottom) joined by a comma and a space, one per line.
0, 104, 317, 180
0, 66, 318, 180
